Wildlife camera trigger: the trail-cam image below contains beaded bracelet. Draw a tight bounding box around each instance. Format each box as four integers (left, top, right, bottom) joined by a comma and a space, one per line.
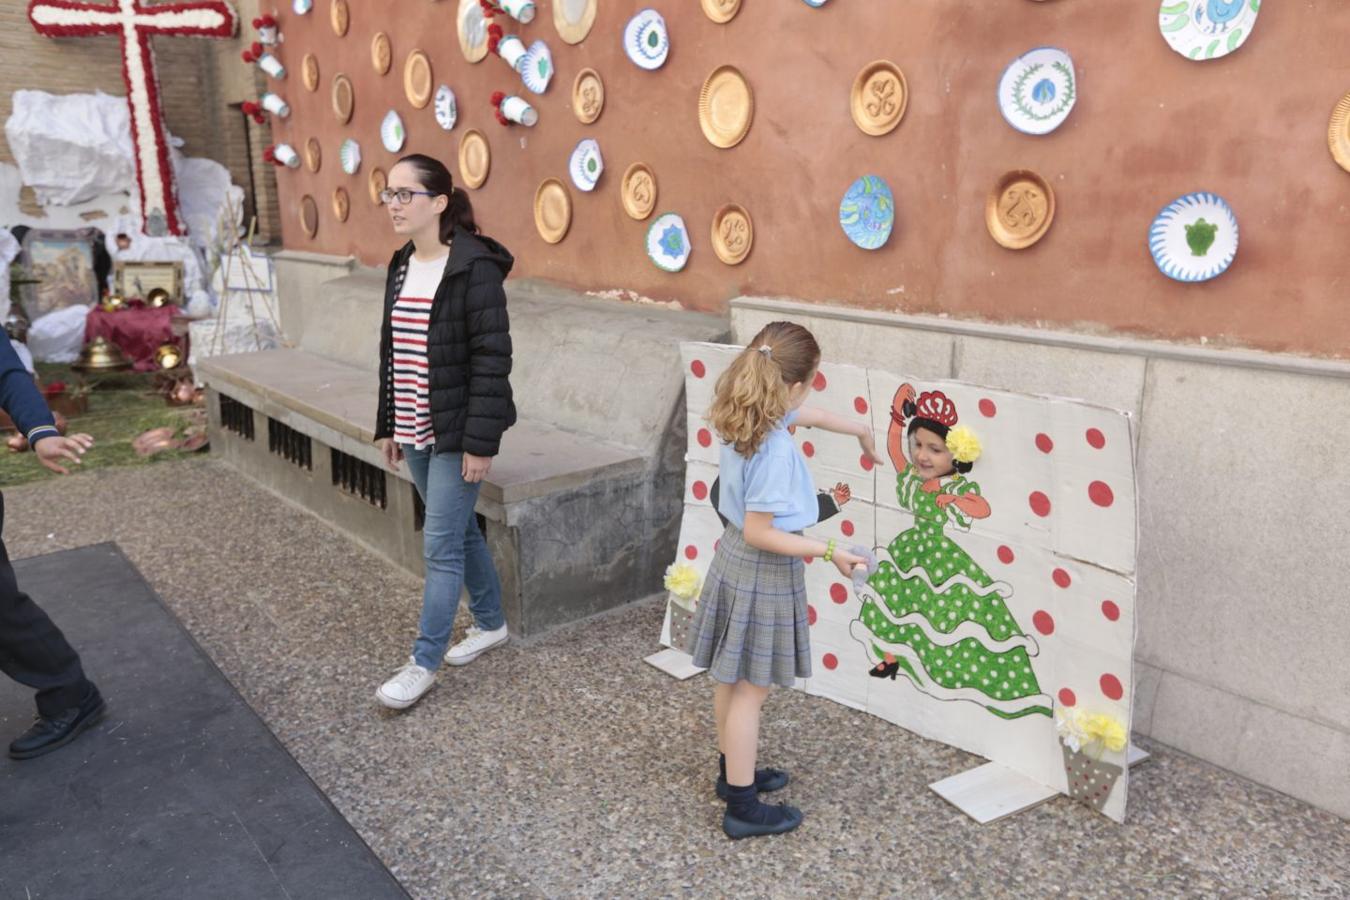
823, 538, 836, 563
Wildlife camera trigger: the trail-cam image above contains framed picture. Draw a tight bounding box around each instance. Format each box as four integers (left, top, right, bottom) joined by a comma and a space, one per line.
18, 228, 100, 319
114, 260, 183, 303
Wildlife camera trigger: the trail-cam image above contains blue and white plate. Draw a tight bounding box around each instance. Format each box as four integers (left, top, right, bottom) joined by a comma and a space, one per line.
339, 139, 361, 175
568, 139, 603, 192
521, 39, 554, 94
381, 110, 406, 153
646, 212, 691, 271
434, 85, 457, 131
801, 0, 829, 6
1159, 0, 1260, 61
998, 47, 1077, 136
838, 175, 895, 250
624, 9, 669, 71
293, 0, 312, 13
1149, 191, 1238, 282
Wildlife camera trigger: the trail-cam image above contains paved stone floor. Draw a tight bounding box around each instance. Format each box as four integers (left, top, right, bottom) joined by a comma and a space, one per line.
3, 460, 1348, 899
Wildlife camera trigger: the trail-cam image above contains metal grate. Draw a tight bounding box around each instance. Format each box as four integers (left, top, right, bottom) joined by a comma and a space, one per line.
219, 394, 255, 440
267, 418, 312, 470
331, 448, 387, 509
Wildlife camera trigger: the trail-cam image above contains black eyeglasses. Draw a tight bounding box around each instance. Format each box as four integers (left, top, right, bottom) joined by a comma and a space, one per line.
379, 188, 439, 205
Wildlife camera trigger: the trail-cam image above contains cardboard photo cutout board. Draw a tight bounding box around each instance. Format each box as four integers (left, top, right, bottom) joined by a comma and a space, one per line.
662, 342, 1137, 822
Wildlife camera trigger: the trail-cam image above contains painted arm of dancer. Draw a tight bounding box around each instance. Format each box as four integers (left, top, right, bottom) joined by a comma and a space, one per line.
935, 487, 991, 520
792, 405, 886, 469
887, 383, 915, 472
742, 512, 866, 581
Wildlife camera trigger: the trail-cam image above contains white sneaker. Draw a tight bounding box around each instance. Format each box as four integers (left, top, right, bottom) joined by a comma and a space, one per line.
376, 657, 435, 709
444, 624, 509, 667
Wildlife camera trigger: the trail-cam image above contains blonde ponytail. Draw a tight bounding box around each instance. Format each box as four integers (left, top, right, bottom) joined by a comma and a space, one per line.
707, 322, 820, 457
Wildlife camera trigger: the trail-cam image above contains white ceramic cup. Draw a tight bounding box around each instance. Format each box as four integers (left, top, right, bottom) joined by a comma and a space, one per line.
500, 95, 538, 127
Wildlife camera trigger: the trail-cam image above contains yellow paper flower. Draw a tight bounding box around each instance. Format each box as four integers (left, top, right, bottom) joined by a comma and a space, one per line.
945, 425, 982, 464
1085, 713, 1128, 753
664, 561, 701, 601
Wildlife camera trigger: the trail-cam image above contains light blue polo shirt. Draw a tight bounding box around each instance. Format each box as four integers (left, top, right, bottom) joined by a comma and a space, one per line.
717, 409, 818, 533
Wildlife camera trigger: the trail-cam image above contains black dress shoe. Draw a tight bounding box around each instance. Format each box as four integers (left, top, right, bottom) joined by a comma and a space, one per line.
9, 687, 107, 760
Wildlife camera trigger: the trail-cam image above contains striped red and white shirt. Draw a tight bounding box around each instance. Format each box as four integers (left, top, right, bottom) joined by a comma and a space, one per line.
391, 251, 448, 449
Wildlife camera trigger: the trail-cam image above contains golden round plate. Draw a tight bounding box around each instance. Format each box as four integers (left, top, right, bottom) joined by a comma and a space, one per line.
711, 203, 753, 265
302, 53, 320, 92
553, 0, 597, 45
404, 50, 433, 108
533, 177, 572, 244
332, 186, 350, 222
299, 194, 319, 238
458, 0, 489, 62
572, 68, 604, 125
851, 60, 908, 137
368, 167, 387, 205
330, 0, 349, 37
701, 0, 740, 23
304, 137, 322, 172
985, 169, 1056, 250
331, 73, 354, 123
458, 129, 490, 189
698, 65, 753, 149
1330, 90, 1350, 175
620, 162, 657, 220
371, 32, 392, 75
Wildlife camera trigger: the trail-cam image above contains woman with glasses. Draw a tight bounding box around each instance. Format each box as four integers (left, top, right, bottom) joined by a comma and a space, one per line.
373, 154, 517, 710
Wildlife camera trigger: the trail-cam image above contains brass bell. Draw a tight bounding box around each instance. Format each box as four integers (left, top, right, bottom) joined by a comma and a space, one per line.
72, 336, 133, 373
100, 294, 127, 313
155, 343, 183, 370
146, 288, 171, 308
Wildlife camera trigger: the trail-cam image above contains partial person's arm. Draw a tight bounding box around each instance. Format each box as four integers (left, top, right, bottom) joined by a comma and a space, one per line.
0, 339, 93, 474
461, 261, 513, 481
791, 405, 885, 467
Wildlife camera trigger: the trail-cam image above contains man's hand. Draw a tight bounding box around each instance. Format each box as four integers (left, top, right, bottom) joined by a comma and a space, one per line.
34, 433, 94, 475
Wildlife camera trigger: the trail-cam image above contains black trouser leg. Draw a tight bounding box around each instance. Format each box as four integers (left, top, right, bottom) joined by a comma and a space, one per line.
0, 494, 91, 718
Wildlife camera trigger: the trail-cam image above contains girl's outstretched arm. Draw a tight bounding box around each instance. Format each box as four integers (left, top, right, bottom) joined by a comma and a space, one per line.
793, 406, 885, 467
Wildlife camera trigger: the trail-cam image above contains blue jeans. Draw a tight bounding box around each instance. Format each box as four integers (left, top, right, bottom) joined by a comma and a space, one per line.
401, 445, 505, 670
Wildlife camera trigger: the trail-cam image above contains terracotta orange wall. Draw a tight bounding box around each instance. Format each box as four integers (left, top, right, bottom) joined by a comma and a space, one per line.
271, 1, 1350, 357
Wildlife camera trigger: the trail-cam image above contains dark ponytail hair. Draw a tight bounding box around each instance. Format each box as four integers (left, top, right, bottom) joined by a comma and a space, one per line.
903, 399, 975, 474
396, 153, 478, 242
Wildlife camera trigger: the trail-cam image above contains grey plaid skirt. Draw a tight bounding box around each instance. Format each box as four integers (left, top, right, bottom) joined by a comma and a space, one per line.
686, 524, 812, 688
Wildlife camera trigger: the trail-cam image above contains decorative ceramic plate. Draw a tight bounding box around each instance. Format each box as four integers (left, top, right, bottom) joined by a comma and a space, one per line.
330, 0, 348, 37
839, 175, 895, 250
339, 138, 361, 174
711, 203, 753, 265
621, 162, 657, 220
699, 66, 753, 149
520, 39, 554, 94
404, 50, 432, 108
572, 68, 604, 124
851, 60, 907, 136
553, 0, 597, 45
299, 194, 318, 238
368, 167, 387, 205
332, 186, 350, 222
534, 178, 572, 244
646, 212, 691, 272
1159, 0, 1260, 61
304, 137, 322, 173
434, 85, 458, 131
1329, 90, 1350, 174
331, 74, 354, 123
302, 54, 320, 92
625, 9, 669, 71
371, 32, 392, 75
802, 0, 830, 6
458, 0, 490, 63
701, 0, 740, 23
458, 129, 490, 189
568, 139, 603, 192
381, 110, 406, 153
985, 169, 1055, 249
293, 0, 312, 14
1149, 191, 1238, 282
998, 46, 1077, 136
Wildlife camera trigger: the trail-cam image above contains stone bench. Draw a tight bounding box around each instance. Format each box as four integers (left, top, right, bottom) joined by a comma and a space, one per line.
199, 261, 727, 637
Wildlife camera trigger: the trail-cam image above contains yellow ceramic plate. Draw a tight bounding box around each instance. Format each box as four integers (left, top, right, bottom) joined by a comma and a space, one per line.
699, 66, 753, 149
572, 68, 604, 125
330, 0, 348, 37
299, 194, 319, 238
553, 0, 597, 45
458, 0, 489, 62
331, 73, 354, 123
1330, 91, 1350, 174
368, 167, 387, 205
332, 187, 350, 222
404, 50, 432, 108
371, 32, 392, 75
620, 162, 657, 220
700, 0, 740, 24
850, 60, 908, 137
302, 53, 319, 92
458, 129, 490, 189
304, 137, 322, 173
985, 169, 1055, 250
534, 178, 572, 244
711, 203, 753, 265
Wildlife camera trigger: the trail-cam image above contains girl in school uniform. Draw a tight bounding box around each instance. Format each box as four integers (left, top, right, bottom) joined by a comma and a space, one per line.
687, 321, 882, 839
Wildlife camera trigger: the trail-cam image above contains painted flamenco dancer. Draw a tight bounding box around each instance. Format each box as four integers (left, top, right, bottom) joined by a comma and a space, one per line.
849, 383, 1052, 720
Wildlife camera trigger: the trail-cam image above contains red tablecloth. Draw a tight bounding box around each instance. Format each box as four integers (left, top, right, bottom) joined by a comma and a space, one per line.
84, 305, 184, 372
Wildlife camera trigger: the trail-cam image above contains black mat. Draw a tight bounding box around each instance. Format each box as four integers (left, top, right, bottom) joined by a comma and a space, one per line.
0, 544, 407, 900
